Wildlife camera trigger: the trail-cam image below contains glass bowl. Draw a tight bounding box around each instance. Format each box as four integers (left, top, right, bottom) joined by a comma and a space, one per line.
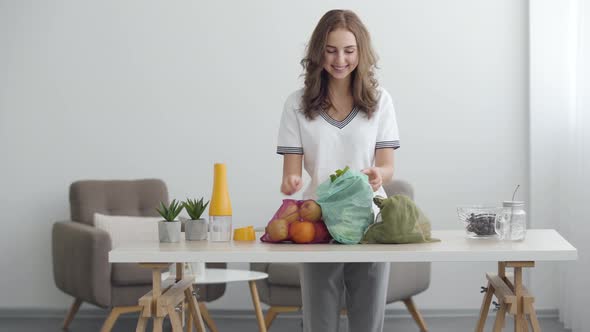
456, 206, 501, 239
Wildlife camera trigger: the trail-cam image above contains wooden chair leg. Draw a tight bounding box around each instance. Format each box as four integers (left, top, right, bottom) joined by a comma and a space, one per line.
199, 302, 220, 332
265, 306, 300, 330
403, 298, 428, 332
63, 298, 82, 329
264, 307, 279, 329
100, 307, 123, 332
100, 306, 142, 332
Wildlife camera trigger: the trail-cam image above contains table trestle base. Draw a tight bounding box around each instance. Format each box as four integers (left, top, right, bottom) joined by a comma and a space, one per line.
476, 261, 541, 332
135, 263, 206, 332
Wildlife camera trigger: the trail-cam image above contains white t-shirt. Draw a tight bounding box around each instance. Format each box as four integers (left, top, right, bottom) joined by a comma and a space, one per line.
277, 86, 400, 205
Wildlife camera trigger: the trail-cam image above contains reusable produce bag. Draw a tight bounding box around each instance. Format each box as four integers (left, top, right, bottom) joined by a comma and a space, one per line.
361, 195, 439, 244
260, 199, 332, 244
316, 169, 374, 244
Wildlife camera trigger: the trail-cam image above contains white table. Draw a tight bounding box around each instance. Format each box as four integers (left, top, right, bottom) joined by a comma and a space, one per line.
162, 268, 268, 332
164, 268, 268, 284
109, 229, 577, 332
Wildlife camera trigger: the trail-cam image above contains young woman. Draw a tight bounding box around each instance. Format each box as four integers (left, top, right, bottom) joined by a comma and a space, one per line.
276, 9, 400, 332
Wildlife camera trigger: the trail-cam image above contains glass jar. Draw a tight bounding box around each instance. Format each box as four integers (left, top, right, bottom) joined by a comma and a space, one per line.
494, 201, 526, 240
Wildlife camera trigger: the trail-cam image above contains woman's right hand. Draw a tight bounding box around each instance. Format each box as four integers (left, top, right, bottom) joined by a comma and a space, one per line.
281, 175, 303, 195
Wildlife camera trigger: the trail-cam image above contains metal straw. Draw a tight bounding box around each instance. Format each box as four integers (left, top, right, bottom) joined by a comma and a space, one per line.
512, 184, 520, 201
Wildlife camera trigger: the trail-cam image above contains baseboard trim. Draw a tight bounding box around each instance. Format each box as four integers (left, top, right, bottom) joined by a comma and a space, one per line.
0, 307, 560, 320
208, 308, 560, 320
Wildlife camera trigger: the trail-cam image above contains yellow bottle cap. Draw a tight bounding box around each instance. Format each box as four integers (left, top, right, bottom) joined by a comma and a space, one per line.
233, 226, 256, 241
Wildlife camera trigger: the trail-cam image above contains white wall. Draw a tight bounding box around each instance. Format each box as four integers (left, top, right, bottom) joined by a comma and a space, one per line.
0, 0, 531, 311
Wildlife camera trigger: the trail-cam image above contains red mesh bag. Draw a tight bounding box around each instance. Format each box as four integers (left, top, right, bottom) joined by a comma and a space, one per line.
260, 199, 332, 244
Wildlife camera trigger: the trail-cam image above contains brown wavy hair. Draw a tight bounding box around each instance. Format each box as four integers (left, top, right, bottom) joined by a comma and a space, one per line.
300, 9, 379, 120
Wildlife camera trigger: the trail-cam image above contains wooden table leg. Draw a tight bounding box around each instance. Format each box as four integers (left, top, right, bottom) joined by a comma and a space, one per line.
249, 280, 268, 332
476, 281, 495, 332
480, 261, 538, 332
199, 302, 220, 332
527, 300, 541, 332
151, 317, 163, 332
176, 263, 187, 329
185, 285, 207, 332
135, 264, 170, 332
186, 305, 193, 332
505, 262, 536, 332
135, 306, 149, 332
151, 267, 163, 318
152, 267, 164, 332
167, 305, 184, 332
493, 304, 507, 332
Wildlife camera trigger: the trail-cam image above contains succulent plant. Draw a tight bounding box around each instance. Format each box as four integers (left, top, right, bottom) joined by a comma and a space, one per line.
182, 197, 209, 220
156, 199, 184, 222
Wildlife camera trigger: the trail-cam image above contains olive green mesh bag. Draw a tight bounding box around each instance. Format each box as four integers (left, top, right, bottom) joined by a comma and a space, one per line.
361, 195, 439, 244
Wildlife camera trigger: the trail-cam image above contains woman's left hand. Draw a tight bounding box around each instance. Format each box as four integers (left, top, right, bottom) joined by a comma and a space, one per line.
361, 167, 382, 192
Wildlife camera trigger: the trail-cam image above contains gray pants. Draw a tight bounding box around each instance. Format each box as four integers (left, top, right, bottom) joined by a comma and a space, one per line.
300, 262, 390, 332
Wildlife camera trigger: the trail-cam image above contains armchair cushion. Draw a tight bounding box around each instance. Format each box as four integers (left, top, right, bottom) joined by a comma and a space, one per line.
93, 213, 162, 286
387, 262, 431, 302
70, 179, 168, 226
93, 213, 160, 248
267, 263, 301, 287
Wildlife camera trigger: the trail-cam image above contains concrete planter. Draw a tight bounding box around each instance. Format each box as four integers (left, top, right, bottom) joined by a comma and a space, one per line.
158, 220, 181, 243
185, 219, 208, 241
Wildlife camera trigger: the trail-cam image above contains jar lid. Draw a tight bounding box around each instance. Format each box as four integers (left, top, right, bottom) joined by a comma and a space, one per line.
503, 200, 524, 207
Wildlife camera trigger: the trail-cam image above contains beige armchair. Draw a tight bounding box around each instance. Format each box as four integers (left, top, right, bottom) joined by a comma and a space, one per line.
52, 179, 226, 331
251, 180, 430, 331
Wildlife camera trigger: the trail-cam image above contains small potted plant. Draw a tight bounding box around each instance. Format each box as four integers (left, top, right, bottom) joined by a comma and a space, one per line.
182, 198, 209, 241
156, 199, 183, 243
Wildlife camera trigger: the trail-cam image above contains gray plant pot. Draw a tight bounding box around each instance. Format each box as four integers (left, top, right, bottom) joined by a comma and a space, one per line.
185, 219, 208, 241
158, 220, 181, 243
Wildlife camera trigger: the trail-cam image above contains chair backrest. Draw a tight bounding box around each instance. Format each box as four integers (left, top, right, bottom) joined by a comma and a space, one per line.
69, 179, 169, 225
382, 179, 414, 200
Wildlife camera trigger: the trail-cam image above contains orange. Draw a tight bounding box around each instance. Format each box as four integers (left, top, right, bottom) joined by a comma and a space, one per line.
289, 221, 316, 244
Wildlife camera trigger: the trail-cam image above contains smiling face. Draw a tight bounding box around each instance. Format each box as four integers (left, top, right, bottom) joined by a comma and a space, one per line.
323, 28, 359, 81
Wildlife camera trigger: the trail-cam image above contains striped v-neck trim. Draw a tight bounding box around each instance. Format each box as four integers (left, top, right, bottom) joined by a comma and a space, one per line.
319, 107, 359, 129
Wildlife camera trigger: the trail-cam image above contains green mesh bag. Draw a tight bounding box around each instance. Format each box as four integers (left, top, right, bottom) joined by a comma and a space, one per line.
361, 195, 439, 244
316, 169, 374, 244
